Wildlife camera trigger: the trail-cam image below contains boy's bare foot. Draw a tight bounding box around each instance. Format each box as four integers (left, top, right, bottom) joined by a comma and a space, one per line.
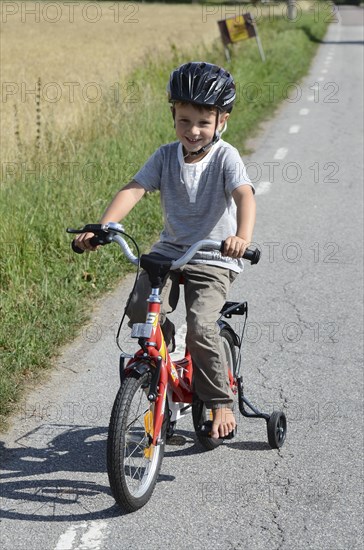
211, 407, 236, 439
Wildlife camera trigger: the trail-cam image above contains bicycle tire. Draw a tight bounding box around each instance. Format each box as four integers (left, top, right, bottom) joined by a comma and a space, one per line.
192, 328, 237, 451
107, 370, 166, 512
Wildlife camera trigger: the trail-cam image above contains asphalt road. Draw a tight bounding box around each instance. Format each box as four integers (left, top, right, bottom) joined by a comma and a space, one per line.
1, 7, 363, 550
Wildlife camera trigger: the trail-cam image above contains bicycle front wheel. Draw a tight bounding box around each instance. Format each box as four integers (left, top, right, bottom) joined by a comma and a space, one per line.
107, 370, 166, 512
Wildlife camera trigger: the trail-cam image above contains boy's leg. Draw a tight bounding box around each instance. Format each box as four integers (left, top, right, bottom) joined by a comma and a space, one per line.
125, 269, 180, 350
182, 264, 238, 438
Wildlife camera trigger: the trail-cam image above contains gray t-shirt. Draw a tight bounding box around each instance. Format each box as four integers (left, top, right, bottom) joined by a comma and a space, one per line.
133, 139, 254, 272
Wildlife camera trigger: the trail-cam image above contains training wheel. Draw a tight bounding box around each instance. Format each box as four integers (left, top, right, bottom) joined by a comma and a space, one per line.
267, 411, 287, 449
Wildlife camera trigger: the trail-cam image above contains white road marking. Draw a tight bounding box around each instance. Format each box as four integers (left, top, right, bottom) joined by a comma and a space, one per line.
299, 108, 309, 115
321, 68, 328, 74
170, 323, 187, 361
55, 525, 82, 550
274, 147, 288, 160
289, 125, 300, 134
77, 521, 107, 550
55, 521, 108, 550
318, 76, 325, 82
255, 181, 272, 195
307, 95, 315, 102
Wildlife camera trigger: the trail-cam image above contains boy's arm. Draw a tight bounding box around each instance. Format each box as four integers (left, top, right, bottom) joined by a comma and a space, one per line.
75, 180, 145, 251
99, 180, 145, 224
224, 185, 256, 258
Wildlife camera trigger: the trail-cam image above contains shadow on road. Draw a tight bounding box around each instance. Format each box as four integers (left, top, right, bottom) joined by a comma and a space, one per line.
0, 426, 123, 521
320, 41, 364, 44
164, 428, 272, 457
300, 24, 364, 44
0, 422, 272, 521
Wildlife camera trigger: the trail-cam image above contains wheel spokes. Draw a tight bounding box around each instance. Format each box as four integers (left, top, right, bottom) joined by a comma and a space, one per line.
122, 383, 157, 494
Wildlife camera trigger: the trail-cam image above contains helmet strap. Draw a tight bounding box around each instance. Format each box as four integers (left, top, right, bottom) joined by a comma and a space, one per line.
186, 130, 220, 158
171, 105, 176, 128
186, 110, 221, 158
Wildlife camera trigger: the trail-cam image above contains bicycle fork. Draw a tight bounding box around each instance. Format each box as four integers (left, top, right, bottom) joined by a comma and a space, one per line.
128, 287, 171, 447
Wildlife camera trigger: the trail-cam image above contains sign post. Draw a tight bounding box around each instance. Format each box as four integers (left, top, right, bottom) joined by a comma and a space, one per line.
218, 14, 266, 62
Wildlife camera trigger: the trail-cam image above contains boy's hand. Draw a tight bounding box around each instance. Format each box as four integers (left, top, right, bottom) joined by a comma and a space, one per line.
74, 232, 98, 252
223, 236, 249, 258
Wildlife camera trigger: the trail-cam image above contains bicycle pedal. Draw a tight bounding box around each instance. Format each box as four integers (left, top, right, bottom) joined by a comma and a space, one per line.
198, 420, 237, 440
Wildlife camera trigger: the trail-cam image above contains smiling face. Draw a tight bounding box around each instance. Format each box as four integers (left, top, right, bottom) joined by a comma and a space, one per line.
173, 103, 229, 162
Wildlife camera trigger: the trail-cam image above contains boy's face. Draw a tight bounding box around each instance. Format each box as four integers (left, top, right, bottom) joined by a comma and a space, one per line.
174, 103, 229, 159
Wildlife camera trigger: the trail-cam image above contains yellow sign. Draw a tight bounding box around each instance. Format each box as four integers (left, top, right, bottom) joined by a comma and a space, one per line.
218, 13, 256, 46
225, 16, 249, 43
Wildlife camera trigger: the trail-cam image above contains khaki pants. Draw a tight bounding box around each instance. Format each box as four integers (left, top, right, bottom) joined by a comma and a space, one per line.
126, 262, 238, 409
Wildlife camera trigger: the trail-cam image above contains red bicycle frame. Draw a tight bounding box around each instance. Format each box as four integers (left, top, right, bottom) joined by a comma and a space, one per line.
124, 286, 194, 446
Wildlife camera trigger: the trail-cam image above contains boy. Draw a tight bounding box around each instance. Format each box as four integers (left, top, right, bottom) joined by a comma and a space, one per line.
75, 62, 256, 439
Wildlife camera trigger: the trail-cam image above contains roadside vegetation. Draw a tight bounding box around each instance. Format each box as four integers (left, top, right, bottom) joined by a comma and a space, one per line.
0, 4, 330, 426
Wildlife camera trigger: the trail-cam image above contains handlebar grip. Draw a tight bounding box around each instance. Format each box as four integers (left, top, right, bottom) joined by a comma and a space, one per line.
243, 248, 261, 265
220, 241, 261, 265
71, 240, 84, 254
71, 236, 104, 254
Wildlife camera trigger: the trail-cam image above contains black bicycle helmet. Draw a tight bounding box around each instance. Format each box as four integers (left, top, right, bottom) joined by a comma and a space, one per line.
168, 62, 236, 112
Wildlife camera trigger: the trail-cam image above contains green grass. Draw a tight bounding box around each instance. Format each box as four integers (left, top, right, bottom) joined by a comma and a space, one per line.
0, 10, 328, 427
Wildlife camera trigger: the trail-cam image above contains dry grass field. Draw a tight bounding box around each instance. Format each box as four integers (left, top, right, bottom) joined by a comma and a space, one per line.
0, 1, 225, 161
0, 1, 315, 163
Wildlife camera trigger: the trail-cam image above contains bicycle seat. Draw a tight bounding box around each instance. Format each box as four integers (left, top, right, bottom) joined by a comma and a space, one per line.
140, 253, 173, 287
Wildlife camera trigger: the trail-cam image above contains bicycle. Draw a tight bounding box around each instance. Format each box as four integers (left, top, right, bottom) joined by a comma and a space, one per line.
67, 222, 287, 513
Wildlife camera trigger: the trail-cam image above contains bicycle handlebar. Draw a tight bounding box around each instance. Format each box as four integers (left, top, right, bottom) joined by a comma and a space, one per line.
66, 223, 260, 266
170, 239, 260, 267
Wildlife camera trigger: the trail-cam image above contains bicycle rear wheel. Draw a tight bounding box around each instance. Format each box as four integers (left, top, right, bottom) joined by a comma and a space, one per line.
192, 327, 237, 450
107, 370, 166, 512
